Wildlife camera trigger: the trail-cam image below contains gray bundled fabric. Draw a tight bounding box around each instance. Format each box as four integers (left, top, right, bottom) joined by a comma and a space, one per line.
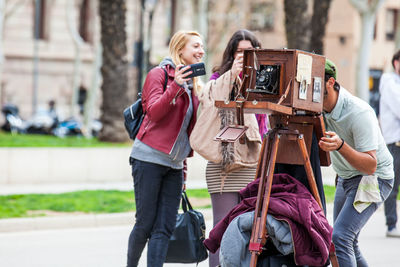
219, 211, 293, 267
267, 214, 293, 255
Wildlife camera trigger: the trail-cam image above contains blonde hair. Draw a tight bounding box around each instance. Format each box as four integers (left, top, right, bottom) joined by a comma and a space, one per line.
169, 30, 203, 94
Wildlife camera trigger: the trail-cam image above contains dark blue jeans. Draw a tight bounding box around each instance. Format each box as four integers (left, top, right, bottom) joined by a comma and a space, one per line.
384, 143, 400, 230
127, 158, 183, 267
333, 176, 393, 267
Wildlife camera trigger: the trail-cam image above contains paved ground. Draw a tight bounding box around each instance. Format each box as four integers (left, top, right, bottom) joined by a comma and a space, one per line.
0, 203, 399, 266
0, 164, 398, 266
0, 210, 213, 267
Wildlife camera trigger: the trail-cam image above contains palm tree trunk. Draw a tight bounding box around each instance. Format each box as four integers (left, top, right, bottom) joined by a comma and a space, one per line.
284, 0, 310, 51
309, 0, 332, 55
98, 0, 130, 142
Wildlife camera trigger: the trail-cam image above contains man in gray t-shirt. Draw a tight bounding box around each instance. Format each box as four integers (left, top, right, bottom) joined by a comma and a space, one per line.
318, 59, 394, 266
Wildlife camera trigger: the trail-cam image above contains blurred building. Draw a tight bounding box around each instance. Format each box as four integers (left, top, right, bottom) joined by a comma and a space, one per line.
0, 0, 399, 120
1, 0, 137, 120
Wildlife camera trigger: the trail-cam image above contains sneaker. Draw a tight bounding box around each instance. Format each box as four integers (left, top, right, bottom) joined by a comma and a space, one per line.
386, 227, 400, 238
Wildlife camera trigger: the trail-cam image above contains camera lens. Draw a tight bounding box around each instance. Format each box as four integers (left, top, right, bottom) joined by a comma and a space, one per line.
252, 65, 280, 95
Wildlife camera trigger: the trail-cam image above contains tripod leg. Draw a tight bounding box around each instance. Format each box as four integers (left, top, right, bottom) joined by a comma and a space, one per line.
297, 134, 339, 267
254, 136, 268, 181
297, 134, 323, 209
249, 131, 280, 267
252, 130, 275, 210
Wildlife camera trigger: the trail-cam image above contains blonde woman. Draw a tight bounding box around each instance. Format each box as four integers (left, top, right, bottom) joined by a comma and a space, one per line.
127, 30, 205, 267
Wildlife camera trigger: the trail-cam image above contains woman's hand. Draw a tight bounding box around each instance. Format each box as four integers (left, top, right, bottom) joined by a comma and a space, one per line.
319, 131, 343, 152
231, 53, 244, 78
174, 64, 192, 86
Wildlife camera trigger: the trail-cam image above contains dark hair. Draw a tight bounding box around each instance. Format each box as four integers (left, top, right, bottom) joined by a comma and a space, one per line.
392, 50, 400, 69
212, 29, 261, 75
325, 74, 340, 91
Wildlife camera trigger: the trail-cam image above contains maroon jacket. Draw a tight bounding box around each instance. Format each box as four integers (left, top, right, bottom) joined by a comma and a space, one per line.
136, 64, 199, 156
204, 173, 332, 266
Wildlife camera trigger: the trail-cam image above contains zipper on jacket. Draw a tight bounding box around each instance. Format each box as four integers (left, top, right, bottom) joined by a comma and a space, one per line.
169, 88, 191, 155
170, 88, 185, 105
141, 119, 151, 138
273, 216, 298, 266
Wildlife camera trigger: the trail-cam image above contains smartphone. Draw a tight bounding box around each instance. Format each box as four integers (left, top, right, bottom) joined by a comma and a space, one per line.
182, 62, 206, 78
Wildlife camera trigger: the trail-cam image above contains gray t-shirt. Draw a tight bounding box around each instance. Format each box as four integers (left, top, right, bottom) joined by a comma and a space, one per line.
323, 87, 393, 179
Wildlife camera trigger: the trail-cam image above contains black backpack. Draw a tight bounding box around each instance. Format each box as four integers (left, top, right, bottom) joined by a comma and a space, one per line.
123, 67, 168, 140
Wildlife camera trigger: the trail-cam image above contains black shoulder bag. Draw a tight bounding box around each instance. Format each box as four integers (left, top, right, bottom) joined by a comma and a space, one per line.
123, 67, 168, 140
165, 191, 208, 264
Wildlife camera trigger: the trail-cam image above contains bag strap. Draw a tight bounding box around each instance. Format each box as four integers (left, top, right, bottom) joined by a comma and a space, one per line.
181, 190, 193, 212
161, 66, 168, 91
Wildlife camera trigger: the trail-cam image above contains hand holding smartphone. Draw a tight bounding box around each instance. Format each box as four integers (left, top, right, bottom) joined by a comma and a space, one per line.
182, 62, 206, 78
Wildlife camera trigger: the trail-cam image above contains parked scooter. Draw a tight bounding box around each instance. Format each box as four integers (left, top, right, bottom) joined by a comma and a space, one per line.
1, 103, 102, 138
1, 104, 25, 133
52, 118, 83, 137
52, 118, 102, 138
24, 108, 58, 135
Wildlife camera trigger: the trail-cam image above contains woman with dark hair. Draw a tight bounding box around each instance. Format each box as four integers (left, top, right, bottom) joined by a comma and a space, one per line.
212, 29, 260, 76
190, 29, 266, 267
211, 29, 268, 137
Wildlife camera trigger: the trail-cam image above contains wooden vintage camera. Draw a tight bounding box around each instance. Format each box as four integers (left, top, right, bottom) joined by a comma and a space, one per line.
240, 48, 325, 113
215, 48, 330, 166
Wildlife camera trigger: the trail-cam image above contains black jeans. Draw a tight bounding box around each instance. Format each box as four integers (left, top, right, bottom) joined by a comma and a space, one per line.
127, 158, 183, 267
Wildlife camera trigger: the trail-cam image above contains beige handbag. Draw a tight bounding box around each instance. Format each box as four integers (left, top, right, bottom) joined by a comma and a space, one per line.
189, 71, 261, 172
190, 100, 224, 163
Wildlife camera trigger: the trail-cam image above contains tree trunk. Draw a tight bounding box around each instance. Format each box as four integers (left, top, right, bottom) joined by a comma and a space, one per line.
83, 0, 102, 138
283, 0, 309, 51
98, 0, 130, 142
395, 13, 400, 51
350, 0, 385, 102
355, 12, 375, 101
309, 0, 332, 54
66, 0, 84, 118
191, 0, 209, 74
0, 0, 5, 106
143, 9, 154, 72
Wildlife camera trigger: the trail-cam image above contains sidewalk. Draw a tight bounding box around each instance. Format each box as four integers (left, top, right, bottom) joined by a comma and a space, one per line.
0, 150, 394, 265
0, 204, 398, 266
0, 165, 334, 195
0, 171, 398, 266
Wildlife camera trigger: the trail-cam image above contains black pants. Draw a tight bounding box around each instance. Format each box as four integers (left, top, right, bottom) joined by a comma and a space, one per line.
384, 143, 400, 230
127, 158, 183, 267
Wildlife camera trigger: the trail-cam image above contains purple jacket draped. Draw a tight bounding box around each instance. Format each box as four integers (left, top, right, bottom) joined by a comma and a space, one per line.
203, 173, 332, 266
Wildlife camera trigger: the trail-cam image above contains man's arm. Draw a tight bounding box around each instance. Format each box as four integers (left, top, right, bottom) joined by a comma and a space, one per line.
319, 131, 377, 175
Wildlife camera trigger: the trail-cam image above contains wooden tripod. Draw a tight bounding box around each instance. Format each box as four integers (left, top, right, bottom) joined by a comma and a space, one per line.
214, 98, 338, 266
248, 123, 338, 267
